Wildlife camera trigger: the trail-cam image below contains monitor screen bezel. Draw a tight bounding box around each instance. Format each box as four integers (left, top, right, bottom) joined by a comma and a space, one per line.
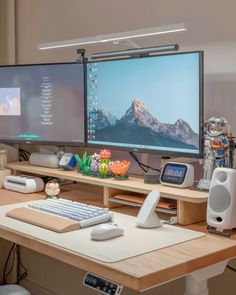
0, 61, 86, 147
85, 51, 204, 158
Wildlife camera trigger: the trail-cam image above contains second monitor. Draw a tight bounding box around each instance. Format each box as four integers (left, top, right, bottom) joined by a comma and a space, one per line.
0, 62, 85, 147
86, 51, 203, 157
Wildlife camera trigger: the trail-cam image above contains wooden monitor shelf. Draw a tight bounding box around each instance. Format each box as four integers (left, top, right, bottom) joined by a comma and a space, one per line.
6, 161, 208, 225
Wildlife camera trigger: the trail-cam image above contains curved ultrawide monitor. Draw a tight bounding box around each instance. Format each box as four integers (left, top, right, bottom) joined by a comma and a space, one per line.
0, 62, 85, 146
86, 51, 204, 157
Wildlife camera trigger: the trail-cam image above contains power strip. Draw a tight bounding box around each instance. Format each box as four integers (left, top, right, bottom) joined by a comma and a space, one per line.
83, 272, 123, 295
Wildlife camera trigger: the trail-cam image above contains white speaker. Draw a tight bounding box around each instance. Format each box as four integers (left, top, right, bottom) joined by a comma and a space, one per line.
29, 152, 59, 168
207, 167, 236, 231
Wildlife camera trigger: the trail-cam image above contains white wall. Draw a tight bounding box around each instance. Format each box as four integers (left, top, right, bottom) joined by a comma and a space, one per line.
185, 41, 236, 135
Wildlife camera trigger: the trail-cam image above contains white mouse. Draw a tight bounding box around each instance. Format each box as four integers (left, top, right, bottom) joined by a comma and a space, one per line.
90, 223, 124, 241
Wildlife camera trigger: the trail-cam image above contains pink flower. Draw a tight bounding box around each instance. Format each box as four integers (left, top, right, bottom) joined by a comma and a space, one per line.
99, 149, 111, 159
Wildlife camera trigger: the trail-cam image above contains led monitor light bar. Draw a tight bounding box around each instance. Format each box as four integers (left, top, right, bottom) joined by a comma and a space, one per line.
38, 23, 187, 50
90, 44, 179, 59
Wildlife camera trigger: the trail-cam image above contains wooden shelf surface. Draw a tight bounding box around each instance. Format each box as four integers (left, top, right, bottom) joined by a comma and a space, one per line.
7, 161, 208, 203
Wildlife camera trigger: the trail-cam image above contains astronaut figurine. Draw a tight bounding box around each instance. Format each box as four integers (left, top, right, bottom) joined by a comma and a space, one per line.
198, 117, 231, 190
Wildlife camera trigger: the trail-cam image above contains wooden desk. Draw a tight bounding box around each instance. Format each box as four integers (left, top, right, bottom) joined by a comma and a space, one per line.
0, 189, 236, 294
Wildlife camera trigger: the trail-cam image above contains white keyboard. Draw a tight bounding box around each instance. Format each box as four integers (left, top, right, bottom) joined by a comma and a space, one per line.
28, 198, 112, 228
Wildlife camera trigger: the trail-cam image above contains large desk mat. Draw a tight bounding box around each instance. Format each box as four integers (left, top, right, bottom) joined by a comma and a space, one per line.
0, 202, 205, 263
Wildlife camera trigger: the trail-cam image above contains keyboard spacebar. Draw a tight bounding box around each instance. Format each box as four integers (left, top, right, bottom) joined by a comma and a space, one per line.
79, 212, 113, 228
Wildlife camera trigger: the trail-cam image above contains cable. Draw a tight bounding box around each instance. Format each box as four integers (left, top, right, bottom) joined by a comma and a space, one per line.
129, 152, 161, 173
1, 243, 28, 285
129, 152, 147, 173
2, 243, 17, 284
18, 148, 31, 161
227, 264, 236, 272
16, 246, 28, 284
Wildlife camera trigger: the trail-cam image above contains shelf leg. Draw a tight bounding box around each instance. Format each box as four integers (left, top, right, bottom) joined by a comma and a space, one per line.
184, 260, 228, 295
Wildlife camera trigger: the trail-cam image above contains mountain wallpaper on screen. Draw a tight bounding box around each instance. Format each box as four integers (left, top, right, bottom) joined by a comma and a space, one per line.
94, 98, 199, 150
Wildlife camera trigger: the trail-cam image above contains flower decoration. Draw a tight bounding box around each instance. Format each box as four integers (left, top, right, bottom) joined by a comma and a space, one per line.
99, 149, 112, 167
90, 152, 101, 173
99, 163, 109, 175
75, 152, 92, 173
99, 149, 111, 159
109, 160, 130, 176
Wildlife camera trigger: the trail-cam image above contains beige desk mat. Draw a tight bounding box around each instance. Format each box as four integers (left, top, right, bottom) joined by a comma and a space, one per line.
0, 201, 205, 263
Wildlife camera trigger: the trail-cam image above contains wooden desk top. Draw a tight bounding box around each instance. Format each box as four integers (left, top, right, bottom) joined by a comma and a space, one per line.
0, 188, 236, 291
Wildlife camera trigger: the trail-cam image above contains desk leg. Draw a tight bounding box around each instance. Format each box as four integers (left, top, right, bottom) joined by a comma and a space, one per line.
184, 260, 228, 295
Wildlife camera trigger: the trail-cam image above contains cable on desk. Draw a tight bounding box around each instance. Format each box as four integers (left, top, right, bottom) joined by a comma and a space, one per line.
227, 264, 236, 272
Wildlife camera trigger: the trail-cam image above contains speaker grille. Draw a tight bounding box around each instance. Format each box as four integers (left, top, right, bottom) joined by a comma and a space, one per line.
209, 185, 231, 212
